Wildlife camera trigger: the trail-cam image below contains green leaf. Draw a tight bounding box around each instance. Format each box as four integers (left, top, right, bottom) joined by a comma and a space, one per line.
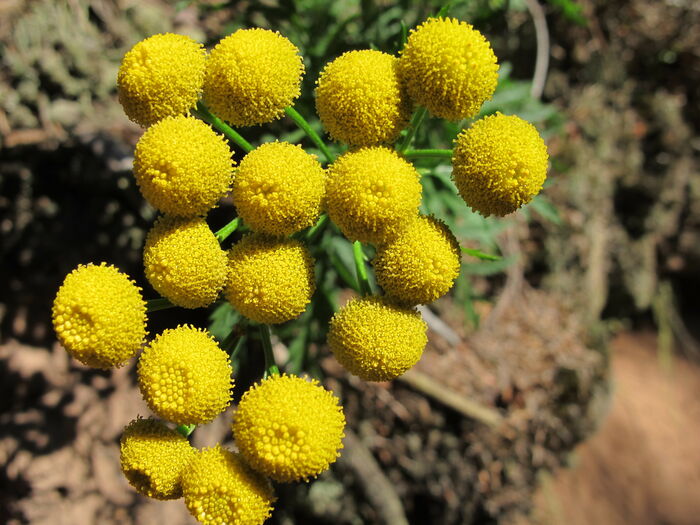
208, 302, 240, 342
544, 0, 588, 26
527, 194, 562, 225
435, 2, 452, 17
461, 247, 501, 261
463, 255, 517, 276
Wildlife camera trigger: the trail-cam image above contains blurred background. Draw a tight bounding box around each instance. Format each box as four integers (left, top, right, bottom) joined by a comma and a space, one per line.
1, 0, 699, 523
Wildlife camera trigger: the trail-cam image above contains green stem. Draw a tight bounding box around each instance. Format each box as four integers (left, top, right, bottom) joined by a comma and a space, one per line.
145, 297, 175, 313
305, 213, 329, 242
353, 241, 373, 296
436, 2, 452, 17
193, 101, 254, 153
284, 106, 334, 164
215, 217, 240, 243
403, 148, 454, 160
220, 325, 241, 352
397, 106, 428, 152
330, 251, 359, 292
259, 325, 280, 378
176, 423, 196, 438
230, 335, 247, 361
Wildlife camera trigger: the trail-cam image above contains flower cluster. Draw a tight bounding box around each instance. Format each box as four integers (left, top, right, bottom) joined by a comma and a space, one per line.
52, 14, 549, 525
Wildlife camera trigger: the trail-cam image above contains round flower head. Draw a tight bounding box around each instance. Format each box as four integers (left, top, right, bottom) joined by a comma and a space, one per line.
452, 113, 549, 216
225, 235, 315, 324
374, 215, 461, 306
133, 115, 234, 217
328, 296, 427, 381
137, 325, 233, 425
399, 17, 498, 120
325, 147, 422, 245
203, 28, 304, 127
144, 216, 227, 308
315, 49, 412, 146
182, 445, 275, 525
118, 33, 206, 127
120, 417, 195, 500
52, 263, 146, 369
232, 142, 326, 236
232, 375, 345, 482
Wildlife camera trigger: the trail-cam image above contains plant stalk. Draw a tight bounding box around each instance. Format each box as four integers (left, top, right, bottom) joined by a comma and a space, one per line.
353, 241, 373, 296
284, 106, 335, 164
193, 102, 254, 153
259, 324, 280, 378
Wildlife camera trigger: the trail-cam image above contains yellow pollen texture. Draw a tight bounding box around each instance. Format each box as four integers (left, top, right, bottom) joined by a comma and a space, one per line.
315, 49, 412, 146
203, 28, 304, 127
452, 112, 549, 217
119, 417, 195, 500
133, 115, 234, 217
182, 445, 275, 525
232, 142, 326, 236
374, 215, 461, 306
233, 374, 346, 482
399, 17, 498, 120
144, 216, 228, 308
117, 33, 206, 127
325, 147, 422, 245
225, 235, 315, 324
137, 325, 233, 425
327, 296, 427, 381
52, 263, 146, 369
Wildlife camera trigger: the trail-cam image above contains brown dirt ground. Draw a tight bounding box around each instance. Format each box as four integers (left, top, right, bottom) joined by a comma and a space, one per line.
3, 330, 698, 524
530, 331, 700, 525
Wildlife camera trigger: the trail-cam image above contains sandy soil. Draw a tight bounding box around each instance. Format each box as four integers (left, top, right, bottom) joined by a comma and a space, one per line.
531, 331, 700, 525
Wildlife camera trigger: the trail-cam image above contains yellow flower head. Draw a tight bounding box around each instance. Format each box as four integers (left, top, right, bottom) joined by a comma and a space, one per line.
225, 235, 315, 324
399, 17, 498, 120
137, 325, 233, 425
133, 115, 234, 217
203, 28, 304, 127
452, 113, 549, 216
327, 296, 427, 381
183, 445, 275, 525
232, 374, 345, 482
144, 216, 227, 308
232, 142, 326, 236
325, 147, 422, 245
120, 417, 195, 500
117, 33, 206, 128
374, 215, 461, 306
315, 49, 412, 146
52, 263, 146, 369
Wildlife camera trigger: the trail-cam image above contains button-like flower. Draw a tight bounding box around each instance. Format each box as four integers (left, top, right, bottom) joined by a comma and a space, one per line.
374, 215, 461, 305
399, 17, 498, 120
117, 33, 206, 127
233, 374, 345, 482
325, 146, 422, 245
225, 235, 315, 324
52, 263, 146, 369
137, 326, 233, 425
232, 142, 326, 236
452, 112, 549, 216
143, 216, 227, 308
315, 49, 412, 146
120, 417, 195, 500
133, 115, 234, 217
204, 28, 304, 127
327, 296, 427, 381
183, 445, 275, 525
